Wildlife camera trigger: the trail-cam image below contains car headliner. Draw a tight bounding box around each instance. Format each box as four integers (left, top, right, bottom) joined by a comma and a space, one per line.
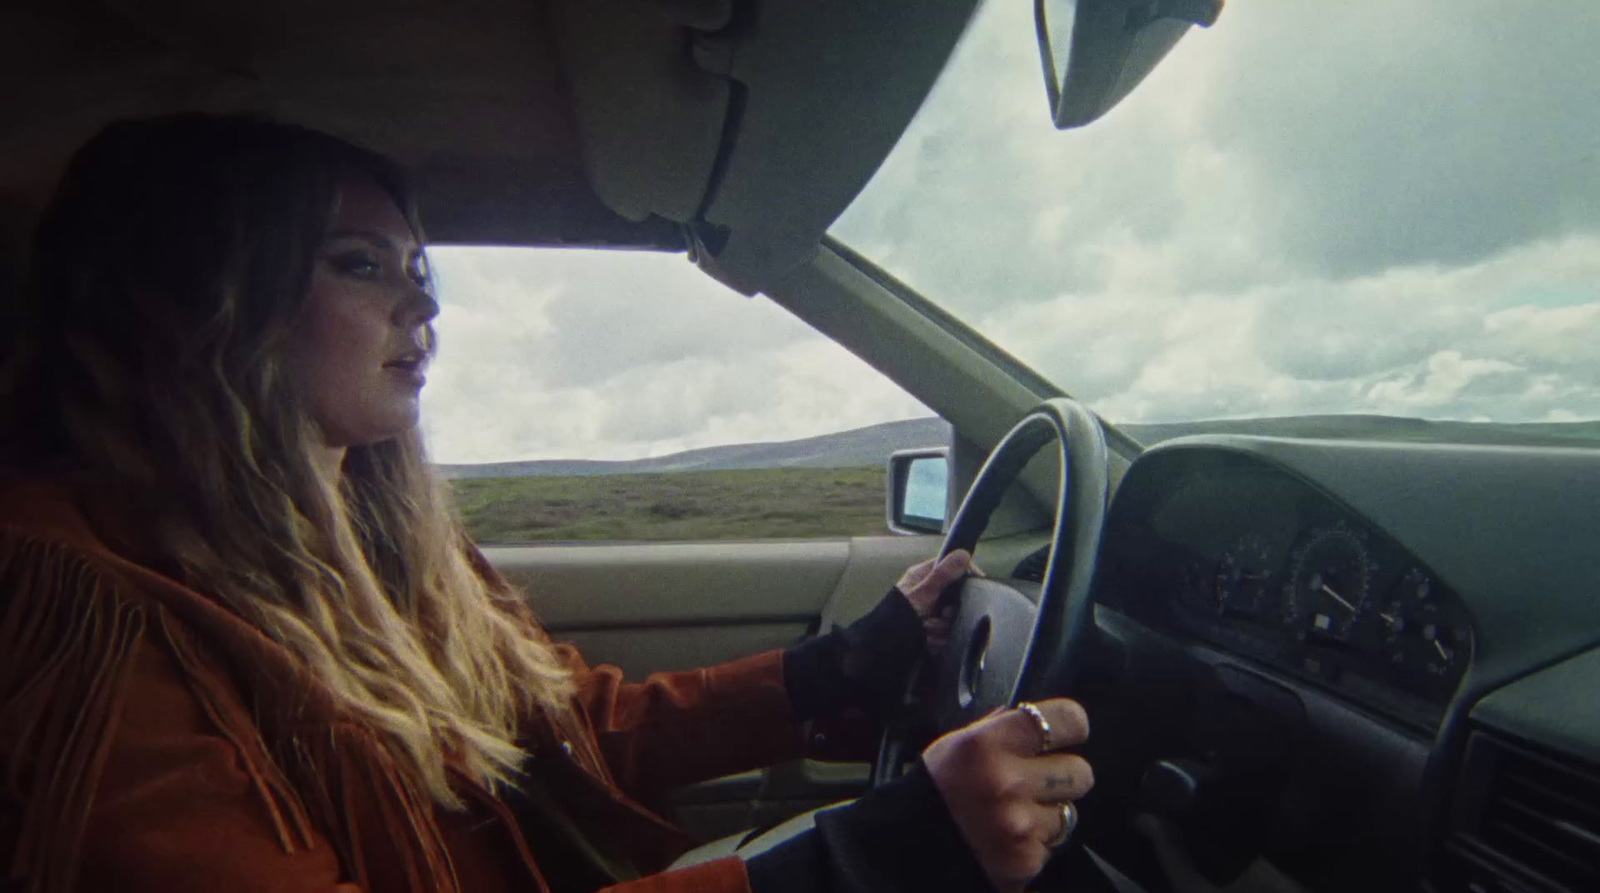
3, 0, 983, 294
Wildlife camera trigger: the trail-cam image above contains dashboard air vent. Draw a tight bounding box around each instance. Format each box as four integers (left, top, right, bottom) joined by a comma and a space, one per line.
1453, 733, 1600, 892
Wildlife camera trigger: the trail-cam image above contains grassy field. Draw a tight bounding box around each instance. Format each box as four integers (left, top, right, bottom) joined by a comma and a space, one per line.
451, 466, 889, 543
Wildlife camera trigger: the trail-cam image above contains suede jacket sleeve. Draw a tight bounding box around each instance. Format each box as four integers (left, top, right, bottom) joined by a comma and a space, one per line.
558, 644, 809, 803
553, 587, 928, 802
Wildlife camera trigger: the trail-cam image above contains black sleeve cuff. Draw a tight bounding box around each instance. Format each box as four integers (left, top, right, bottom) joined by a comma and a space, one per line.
782, 588, 926, 721
745, 760, 992, 893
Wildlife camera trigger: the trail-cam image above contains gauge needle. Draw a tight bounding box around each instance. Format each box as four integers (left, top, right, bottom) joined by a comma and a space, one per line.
1433, 640, 1451, 661
1320, 583, 1356, 612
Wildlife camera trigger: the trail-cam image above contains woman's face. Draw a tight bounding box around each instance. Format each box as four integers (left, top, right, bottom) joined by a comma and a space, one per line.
291, 178, 439, 450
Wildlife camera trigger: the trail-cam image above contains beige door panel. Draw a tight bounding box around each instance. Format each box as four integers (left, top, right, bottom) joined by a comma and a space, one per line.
816, 534, 941, 629
485, 539, 848, 675
488, 540, 847, 625
482, 535, 941, 675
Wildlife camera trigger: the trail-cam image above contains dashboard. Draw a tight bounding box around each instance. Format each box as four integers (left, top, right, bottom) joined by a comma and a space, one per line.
1072, 434, 1600, 893
1096, 452, 1474, 732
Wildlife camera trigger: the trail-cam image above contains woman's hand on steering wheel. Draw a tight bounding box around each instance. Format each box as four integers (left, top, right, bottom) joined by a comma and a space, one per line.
923, 698, 1094, 893
894, 549, 980, 656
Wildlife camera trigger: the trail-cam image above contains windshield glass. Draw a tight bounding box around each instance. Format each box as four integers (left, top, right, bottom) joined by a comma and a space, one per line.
831, 1, 1600, 446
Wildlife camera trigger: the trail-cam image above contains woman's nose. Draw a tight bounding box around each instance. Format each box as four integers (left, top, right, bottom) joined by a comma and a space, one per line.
416, 291, 440, 325
397, 285, 439, 327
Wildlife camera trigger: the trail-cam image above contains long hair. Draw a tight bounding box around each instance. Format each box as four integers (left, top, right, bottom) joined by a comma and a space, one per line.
0, 114, 573, 808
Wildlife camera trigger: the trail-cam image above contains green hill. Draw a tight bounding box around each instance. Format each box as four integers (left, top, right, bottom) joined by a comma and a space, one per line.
454, 466, 887, 543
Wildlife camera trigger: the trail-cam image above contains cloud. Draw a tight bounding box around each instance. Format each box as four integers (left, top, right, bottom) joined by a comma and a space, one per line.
979, 234, 1600, 424
420, 248, 928, 463
428, 247, 808, 391
1202, 1, 1600, 277
1363, 352, 1522, 411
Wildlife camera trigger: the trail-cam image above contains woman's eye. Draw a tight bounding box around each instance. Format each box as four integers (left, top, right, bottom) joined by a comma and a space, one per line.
330, 253, 382, 279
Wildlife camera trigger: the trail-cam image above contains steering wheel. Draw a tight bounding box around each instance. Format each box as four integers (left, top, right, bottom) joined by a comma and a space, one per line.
873, 398, 1110, 785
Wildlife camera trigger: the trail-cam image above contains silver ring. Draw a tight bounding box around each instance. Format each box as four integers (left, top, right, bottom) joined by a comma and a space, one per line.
1016, 701, 1053, 753
1045, 801, 1078, 848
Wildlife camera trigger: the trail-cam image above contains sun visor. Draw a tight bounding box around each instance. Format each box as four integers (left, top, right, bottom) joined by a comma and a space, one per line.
553, 0, 981, 294
549, 0, 737, 224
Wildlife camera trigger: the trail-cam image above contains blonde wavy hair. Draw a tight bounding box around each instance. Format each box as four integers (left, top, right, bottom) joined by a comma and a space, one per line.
0, 114, 573, 808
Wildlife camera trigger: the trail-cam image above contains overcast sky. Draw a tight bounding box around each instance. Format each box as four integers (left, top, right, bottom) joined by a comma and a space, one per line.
423, 0, 1600, 464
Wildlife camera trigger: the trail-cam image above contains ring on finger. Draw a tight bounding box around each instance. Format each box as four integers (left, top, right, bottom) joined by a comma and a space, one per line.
1016, 701, 1054, 753
1045, 801, 1078, 849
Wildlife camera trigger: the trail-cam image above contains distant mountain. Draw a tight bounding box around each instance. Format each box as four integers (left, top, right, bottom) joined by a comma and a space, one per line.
437, 414, 1600, 480
438, 417, 952, 479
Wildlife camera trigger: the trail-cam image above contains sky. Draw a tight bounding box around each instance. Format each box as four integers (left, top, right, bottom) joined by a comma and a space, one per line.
422, 0, 1600, 464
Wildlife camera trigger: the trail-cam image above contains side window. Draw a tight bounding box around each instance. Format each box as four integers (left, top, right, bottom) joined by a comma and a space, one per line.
423, 247, 947, 543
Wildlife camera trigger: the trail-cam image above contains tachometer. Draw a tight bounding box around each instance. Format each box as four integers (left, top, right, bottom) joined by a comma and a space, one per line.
1281, 526, 1372, 643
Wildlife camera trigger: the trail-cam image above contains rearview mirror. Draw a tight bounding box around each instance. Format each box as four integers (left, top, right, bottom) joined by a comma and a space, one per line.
1036, 0, 1223, 129
887, 448, 949, 536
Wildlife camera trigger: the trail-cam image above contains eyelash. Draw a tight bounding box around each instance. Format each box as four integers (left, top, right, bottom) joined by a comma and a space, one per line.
330, 252, 430, 289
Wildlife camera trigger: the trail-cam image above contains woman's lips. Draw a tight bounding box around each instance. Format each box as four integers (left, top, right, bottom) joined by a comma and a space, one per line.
383, 358, 427, 387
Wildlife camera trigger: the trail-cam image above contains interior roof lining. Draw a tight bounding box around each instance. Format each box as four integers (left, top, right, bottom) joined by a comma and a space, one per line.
1, 0, 692, 252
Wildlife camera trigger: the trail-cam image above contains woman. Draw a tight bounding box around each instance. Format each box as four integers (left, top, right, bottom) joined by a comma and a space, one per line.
0, 115, 1094, 893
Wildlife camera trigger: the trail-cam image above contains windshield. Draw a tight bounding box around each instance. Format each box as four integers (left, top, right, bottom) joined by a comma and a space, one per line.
831, 1, 1600, 446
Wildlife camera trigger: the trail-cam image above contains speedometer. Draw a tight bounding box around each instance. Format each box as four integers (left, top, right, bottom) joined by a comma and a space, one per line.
1281, 526, 1373, 643
1214, 534, 1274, 618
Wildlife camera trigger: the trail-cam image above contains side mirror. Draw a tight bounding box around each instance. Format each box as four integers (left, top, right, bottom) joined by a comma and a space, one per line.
887, 448, 950, 536
1036, 0, 1224, 129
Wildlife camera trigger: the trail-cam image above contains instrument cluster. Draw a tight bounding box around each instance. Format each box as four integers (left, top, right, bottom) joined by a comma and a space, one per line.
1102, 461, 1475, 730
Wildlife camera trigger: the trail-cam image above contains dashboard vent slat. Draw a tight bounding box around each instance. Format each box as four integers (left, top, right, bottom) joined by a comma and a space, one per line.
1459, 734, 1600, 892
1483, 816, 1600, 882
1496, 775, 1600, 830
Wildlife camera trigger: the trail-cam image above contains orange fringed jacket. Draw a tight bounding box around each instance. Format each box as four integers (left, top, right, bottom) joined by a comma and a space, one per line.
0, 482, 852, 893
